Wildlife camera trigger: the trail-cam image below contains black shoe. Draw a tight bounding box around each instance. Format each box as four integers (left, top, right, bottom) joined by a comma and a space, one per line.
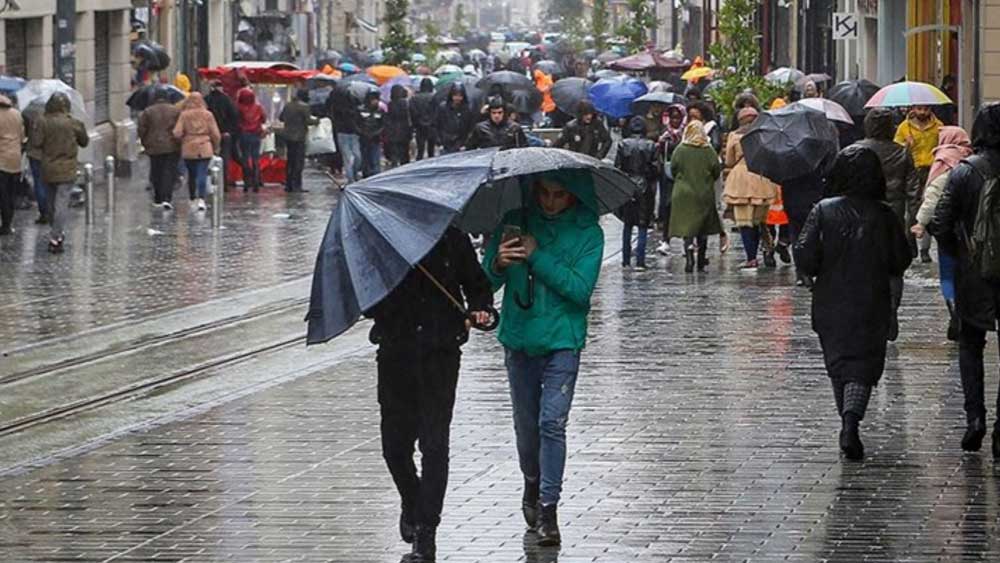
0, 227, 12, 236
47, 239, 64, 254
412, 525, 436, 562
920, 249, 932, 263
993, 429, 1000, 459
962, 418, 987, 452
947, 316, 960, 342
522, 478, 540, 529
887, 313, 899, 342
776, 243, 791, 264
35, 215, 49, 225
399, 505, 416, 544
684, 248, 695, 273
839, 421, 864, 461
537, 503, 561, 546
697, 249, 709, 272
763, 251, 777, 268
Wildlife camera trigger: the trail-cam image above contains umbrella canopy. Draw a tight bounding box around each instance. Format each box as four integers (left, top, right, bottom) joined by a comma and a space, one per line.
133, 41, 171, 71
681, 66, 714, 81
801, 72, 832, 85
367, 65, 407, 85
437, 51, 463, 65
17, 79, 88, 122
596, 51, 620, 64
305, 74, 340, 89
589, 77, 648, 119
593, 69, 621, 81
789, 98, 854, 124
508, 88, 542, 115
339, 62, 359, 73
551, 77, 592, 115
631, 91, 686, 115
410, 74, 437, 89
433, 74, 483, 109
0, 75, 25, 95
827, 79, 881, 117
533, 60, 562, 76
740, 105, 839, 184
332, 79, 380, 105
380, 75, 413, 103
765, 67, 806, 86
608, 50, 688, 72
306, 147, 640, 344
126, 84, 185, 111
410, 53, 427, 63
647, 81, 673, 94
865, 81, 952, 108
435, 64, 464, 76
477, 71, 536, 96
468, 48, 487, 59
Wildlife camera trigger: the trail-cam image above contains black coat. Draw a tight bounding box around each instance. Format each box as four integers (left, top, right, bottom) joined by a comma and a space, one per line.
615, 137, 659, 226
794, 146, 912, 385
385, 98, 412, 144
436, 101, 474, 152
355, 104, 385, 141
366, 228, 493, 350
409, 92, 437, 130
783, 171, 826, 222
857, 138, 921, 226
465, 118, 527, 150
205, 90, 240, 136
930, 149, 1000, 331
554, 118, 612, 159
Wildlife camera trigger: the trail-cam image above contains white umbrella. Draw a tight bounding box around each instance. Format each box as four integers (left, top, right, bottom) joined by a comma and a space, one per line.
790, 98, 854, 124
17, 79, 88, 122
435, 64, 463, 76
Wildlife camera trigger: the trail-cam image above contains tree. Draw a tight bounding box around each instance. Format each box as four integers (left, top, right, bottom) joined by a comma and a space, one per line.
452, 3, 469, 39
422, 19, 442, 64
591, 0, 609, 52
617, 0, 658, 54
707, 0, 785, 119
382, 0, 414, 65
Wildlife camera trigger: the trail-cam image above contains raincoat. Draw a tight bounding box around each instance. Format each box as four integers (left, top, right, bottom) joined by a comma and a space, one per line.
173, 93, 221, 160
237, 88, 266, 135
533, 69, 556, 114
668, 122, 723, 238
31, 93, 88, 184
895, 113, 943, 168
482, 175, 604, 357
859, 108, 921, 229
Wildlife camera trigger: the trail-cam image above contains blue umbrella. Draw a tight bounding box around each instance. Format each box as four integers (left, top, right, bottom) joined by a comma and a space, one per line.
588, 77, 647, 119
0, 75, 25, 95
306, 147, 640, 344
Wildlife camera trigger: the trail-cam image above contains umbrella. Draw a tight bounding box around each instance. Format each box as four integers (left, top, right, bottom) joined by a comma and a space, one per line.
410, 74, 437, 89
551, 77, 591, 115
765, 67, 806, 86
477, 70, 536, 95
333, 79, 380, 105
433, 74, 483, 109
126, 84, 185, 111
739, 105, 839, 184
508, 88, 542, 115
681, 66, 714, 81
341, 73, 378, 85
133, 41, 171, 71
865, 81, 952, 108
593, 69, 621, 81
495, 51, 513, 64
306, 147, 640, 344
647, 81, 673, 94
435, 64, 463, 76
631, 92, 686, 115
339, 62, 359, 73
597, 50, 621, 63
380, 74, 413, 103
305, 74, 340, 89
410, 53, 427, 63
369, 49, 385, 64
468, 48, 487, 59
0, 75, 25, 95
789, 98, 854, 124
317, 49, 343, 67
367, 65, 407, 85
589, 77, 647, 119
608, 50, 688, 72
437, 51, 463, 65
800, 73, 832, 85
827, 79, 880, 117
533, 60, 562, 76
580, 48, 598, 61
17, 79, 88, 122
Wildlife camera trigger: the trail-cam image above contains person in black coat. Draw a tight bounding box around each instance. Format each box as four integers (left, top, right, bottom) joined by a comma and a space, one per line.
410, 78, 437, 160
385, 84, 412, 168
204, 81, 240, 188
553, 100, 612, 159
354, 91, 385, 178
794, 145, 912, 461
615, 116, 659, 269
930, 102, 1000, 456
465, 96, 527, 150
436, 84, 474, 154
365, 228, 493, 562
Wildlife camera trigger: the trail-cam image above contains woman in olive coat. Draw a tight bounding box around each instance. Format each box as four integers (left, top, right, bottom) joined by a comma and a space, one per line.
669, 120, 727, 272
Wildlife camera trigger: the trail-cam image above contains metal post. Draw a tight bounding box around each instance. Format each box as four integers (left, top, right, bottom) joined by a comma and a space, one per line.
104, 155, 116, 213
210, 156, 224, 228
83, 163, 94, 225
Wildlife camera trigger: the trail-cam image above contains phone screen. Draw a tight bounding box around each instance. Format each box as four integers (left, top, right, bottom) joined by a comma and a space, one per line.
502, 225, 522, 242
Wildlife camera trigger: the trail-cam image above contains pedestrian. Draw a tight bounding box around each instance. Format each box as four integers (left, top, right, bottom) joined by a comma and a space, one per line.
685, 101, 722, 153
783, 162, 831, 287
465, 96, 527, 150
482, 172, 605, 547
410, 78, 437, 160
0, 95, 23, 236
669, 120, 727, 273
436, 83, 474, 155
729, 91, 762, 132
367, 228, 493, 563
137, 87, 181, 209
794, 144, 911, 461
278, 89, 318, 192
896, 104, 943, 262
858, 107, 921, 339
930, 103, 1000, 456
355, 91, 385, 178
384, 84, 413, 167
801, 80, 820, 99
236, 87, 266, 192
723, 107, 778, 270
615, 116, 659, 270
655, 104, 686, 256
553, 100, 612, 159
327, 89, 362, 183
173, 92, 221, 211
31, 92, 88, 253
765, 188, 792, 265
204, 80, 241, 189
912, 126, 972, 341
24, 103, 48, 225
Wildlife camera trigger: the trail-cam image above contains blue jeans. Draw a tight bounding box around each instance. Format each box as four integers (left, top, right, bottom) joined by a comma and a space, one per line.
622, 223, 648, 266
29, 158, 48, 217
360, 137, 382, 178
336, 133, 362, 183
505, 348, 581, 505
239, 133, 262, 188
185, 158, 210, 199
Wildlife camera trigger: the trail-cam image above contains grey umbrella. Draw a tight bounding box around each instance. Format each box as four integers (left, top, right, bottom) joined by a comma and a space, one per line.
550, 77, 591, 114
740, 105, 839, 184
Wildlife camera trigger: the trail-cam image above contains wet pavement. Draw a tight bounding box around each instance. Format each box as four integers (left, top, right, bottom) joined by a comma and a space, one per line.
1, 177, 998, 562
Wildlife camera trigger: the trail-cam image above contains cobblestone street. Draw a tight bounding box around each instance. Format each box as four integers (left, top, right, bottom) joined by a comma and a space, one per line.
0, 162, 996, 561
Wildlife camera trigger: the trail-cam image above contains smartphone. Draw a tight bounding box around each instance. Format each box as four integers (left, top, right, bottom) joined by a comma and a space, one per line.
502, 225, 522, 242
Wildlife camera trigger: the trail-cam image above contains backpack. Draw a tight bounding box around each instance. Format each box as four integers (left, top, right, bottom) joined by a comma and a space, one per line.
968, 155, 1000, 280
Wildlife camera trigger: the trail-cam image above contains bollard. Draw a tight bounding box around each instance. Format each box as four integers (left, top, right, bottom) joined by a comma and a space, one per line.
210, 156, 224, 228
104, 155, 116, 213
83, 163, 94, 225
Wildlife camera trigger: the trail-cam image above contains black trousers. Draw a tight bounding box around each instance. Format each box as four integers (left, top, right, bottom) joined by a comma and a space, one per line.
377, 346, 461, 529
387, 141, 411, 167
0, 170, 16, 231
149, 152, 179, 204
285, 140, 306, 191
958, 322, 1000, 424
415, 127, 435, 160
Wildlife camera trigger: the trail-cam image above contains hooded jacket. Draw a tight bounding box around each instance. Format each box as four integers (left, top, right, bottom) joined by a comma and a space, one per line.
173, 93, 222, 160
278, 93, 318, 143
409, 78, 437, 130
554, 102, 612, 159
237, 88, 266, 135
204, 88, 240, 136
466, 111, 527, 150
931, 103, 1000, 330
615, 117, 659, 226
858, 108, 921, 224
31, 93, 89, 184
0, 95, 24, 174
384, 85, 412, 144
436, 84, 474, 151
355, 93, 385, 141
138, 92, 182, 156
794, 145, 912, 385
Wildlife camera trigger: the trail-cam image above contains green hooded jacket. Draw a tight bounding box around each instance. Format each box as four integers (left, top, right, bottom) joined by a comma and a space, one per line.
481, 172, 605, 357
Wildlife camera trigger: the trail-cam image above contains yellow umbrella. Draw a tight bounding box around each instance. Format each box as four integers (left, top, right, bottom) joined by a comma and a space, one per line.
367, 65, 407, 85
681, 66, 714, 82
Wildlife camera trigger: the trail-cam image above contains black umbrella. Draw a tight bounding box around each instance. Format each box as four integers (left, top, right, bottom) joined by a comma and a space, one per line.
550, 77, 591, 115
477, 71, 536, 97
532, 60, 562, 76
593, 69, 621, 81
126, 84, 184, 111
631, 92, 686, 115
133, 41, 171, 71
433, 75, 483, 109
827, 79, 881, 117
508, 88, 542, 115
333, 79, 380, 105
306, 147, 641, 345
740, 105, 839, 184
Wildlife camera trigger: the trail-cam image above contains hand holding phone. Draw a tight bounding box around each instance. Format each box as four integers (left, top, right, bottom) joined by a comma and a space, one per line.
495, 225, 527, 270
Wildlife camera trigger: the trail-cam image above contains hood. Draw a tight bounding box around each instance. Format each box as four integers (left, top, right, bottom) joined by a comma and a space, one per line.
576, 99, 595, 118
45, 92, 71, 114
181, 92, 207, 111
390, 84, 407, 101
938, 125, 971, 148
826, 144, 886, 200
627, 115, 646, 136
419, 77, 434, 93
523, 168, 601, 218
174, 73, 192, 93
237, 88, 256, 105
448, 83, 467, 104
971, 102, 1000, 151
863, 107, 896, 141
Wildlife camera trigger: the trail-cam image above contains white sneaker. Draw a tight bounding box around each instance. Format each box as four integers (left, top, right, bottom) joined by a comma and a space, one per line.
162, 201, 173, 211
656, 241, 670, 256
197, 198, 207, 211
152, 202, 162, 209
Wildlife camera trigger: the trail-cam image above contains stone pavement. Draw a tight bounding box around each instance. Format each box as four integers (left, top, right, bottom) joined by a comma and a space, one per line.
1, 225, 996, 561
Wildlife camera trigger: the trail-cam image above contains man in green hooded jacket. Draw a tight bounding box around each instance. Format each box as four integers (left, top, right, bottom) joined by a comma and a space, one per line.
481, 173, 604, 546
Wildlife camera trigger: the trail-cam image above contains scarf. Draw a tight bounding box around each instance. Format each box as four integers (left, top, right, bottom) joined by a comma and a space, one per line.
682, 120, 709, 147
928, 126, 972, 182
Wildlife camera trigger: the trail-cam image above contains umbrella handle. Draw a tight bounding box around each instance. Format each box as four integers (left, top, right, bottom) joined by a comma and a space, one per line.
471, 305, 500, 332
513, 272, 535, 310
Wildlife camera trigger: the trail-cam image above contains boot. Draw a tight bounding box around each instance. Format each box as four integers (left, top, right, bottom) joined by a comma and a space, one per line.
536, 503, 561, 547
696, 246, 709, 272
399, 504, 415, 544
887, 312, 899, 342
945, 300, 960, 342
763, 250, 777, 268
839, 416, 864, 461
776, 243, 791, 264
522, 478, 540, 530
411, 525, 436, 562
962, 417, 987, 452
920, 248, 932, 263
684, 247, 695, 273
